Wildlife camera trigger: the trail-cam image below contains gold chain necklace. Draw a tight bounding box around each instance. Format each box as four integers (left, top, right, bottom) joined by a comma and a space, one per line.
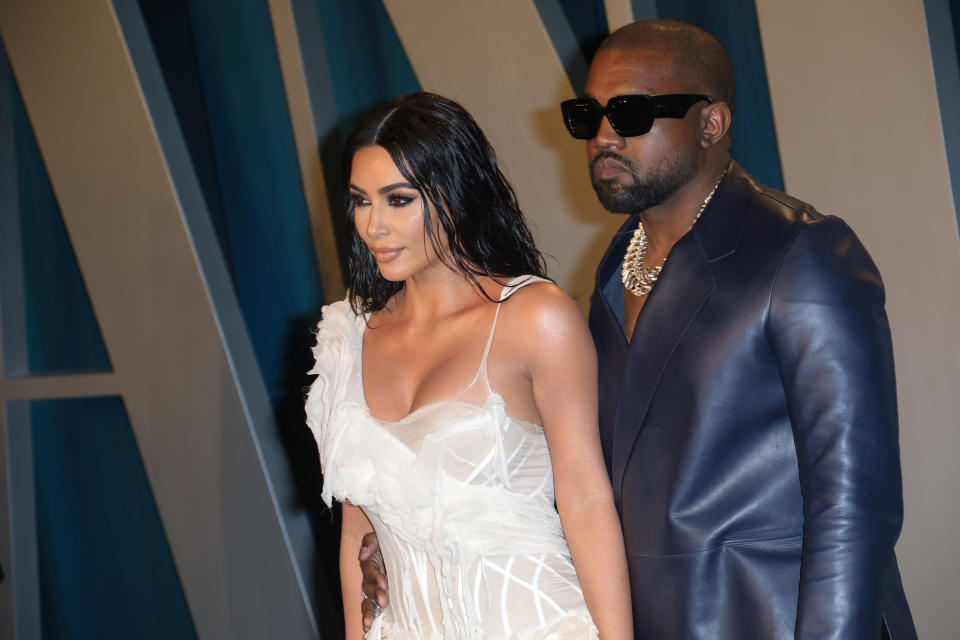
621, 170, 726, 297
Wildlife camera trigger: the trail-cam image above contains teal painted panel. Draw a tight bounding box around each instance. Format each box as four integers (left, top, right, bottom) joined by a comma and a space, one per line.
952, 0, 960, 66
558, 0, 608, 61
655, 0, 785, 190
136, 0, 233, 269
31, 396, 196, 640
2, 39, 111, 376
307, 0, 420, 276
140, 4, 343, 630
946, 0, 960, 232
313, 0, 419, 129
181, 0, 326, 408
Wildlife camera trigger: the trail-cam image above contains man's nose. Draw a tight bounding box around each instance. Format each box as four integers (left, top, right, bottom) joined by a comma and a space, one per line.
593, 114, 625, 148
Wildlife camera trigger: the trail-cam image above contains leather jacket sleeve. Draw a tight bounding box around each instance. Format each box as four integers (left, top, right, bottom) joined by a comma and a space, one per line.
767, 216, 904, 639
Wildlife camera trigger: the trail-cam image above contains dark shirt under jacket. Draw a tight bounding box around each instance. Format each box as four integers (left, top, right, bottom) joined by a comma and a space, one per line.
589, 162, 916, 639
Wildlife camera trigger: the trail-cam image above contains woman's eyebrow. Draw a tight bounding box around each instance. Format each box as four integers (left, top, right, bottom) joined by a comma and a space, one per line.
379, 181, 415, 194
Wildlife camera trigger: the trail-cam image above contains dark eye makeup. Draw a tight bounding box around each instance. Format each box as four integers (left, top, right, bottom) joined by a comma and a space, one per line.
349, 192, 370, 207
386, 192, 417, 207
348, 187, 419, 209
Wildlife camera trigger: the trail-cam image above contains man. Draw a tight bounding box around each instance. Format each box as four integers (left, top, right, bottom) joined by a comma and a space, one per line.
361, 19, 916, 639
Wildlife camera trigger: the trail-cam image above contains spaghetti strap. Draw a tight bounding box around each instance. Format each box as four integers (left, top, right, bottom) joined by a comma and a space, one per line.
463, 275, 551, 393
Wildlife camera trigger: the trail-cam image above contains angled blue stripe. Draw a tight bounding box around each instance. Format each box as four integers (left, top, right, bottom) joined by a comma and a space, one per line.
925, 0, 960, 236
631, 0, 659, 20
307, 0, 420, 265
113, 0, 329, 633
655, 0, 784, 190
534, 0, 603, 95
0, 36, 111, 377
289, 0, 339, 153
136, 0, 233, 267
32, 397, 197, 640
180, 0, 326, 409
312, 0, 419, 126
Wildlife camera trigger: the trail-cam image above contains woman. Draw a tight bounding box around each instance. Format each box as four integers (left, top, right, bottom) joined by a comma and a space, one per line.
306, 92, 631, 639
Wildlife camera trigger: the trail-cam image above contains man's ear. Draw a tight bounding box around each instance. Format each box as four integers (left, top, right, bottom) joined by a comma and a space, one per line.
699, 101, 732, 148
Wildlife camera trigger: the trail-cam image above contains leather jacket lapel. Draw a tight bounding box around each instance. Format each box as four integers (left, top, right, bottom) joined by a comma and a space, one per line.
595, 162, 757, 504
611, 230, 715, 502
607, 161, 758, 502
589, 217, 635, 470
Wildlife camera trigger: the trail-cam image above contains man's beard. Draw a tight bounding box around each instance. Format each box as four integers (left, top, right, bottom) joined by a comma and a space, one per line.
590, 148, 699, 214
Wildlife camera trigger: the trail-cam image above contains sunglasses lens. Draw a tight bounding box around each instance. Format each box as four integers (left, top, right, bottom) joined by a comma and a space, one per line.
607, 97, 653, 137
562, 100, 602, 139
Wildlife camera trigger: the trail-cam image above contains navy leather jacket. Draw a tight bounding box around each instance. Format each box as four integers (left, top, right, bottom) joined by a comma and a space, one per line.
588, 162, 916, 639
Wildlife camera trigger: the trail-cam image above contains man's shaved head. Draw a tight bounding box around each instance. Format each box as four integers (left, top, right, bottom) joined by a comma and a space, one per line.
598, 19, 735, 114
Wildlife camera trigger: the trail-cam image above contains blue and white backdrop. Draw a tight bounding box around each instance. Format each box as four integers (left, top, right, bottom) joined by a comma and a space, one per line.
0, 1, 957, 638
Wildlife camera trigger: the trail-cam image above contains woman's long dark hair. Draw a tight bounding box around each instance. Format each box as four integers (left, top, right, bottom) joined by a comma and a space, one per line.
343, 91, 548, 314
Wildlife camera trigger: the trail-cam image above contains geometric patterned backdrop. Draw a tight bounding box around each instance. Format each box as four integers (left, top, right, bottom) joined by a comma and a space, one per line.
0, 0, 957, 638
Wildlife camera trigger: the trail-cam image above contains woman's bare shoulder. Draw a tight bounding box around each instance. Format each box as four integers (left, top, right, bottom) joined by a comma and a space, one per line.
499, 280, 590, 350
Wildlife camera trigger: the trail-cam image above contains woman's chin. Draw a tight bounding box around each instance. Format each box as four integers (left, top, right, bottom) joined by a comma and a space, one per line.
375, 267, 407, 282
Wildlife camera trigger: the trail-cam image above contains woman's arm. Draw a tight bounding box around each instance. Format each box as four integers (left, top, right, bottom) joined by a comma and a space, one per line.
341, 503, 375, 640
513, 286, 633, 640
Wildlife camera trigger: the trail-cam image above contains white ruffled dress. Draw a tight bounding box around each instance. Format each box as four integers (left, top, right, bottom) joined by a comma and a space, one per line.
305, 276, 598, 639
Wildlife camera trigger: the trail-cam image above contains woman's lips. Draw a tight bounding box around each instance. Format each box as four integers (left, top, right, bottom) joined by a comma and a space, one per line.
371, 247, 402, 263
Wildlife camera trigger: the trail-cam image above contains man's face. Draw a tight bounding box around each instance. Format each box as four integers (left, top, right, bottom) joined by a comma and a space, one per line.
584, 48, 704, 214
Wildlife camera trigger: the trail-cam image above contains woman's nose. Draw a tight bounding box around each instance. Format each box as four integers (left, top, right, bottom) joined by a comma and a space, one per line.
365, 205, 388, 237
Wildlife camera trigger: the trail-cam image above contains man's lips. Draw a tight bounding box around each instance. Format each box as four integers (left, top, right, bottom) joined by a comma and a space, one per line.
592, 156, 631, 180
370, 247, 402, 263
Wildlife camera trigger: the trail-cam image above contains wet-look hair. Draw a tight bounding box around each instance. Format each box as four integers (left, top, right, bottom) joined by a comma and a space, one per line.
342, 91, 548, 314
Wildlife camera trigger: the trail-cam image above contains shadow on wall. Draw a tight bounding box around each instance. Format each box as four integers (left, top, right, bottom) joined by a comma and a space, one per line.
530, 75, 625, 309
279, 312, 345, 639
318, 110, 371, 283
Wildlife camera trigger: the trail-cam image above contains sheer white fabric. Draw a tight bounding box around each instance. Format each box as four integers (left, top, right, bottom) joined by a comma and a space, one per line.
306, 277, 598, 639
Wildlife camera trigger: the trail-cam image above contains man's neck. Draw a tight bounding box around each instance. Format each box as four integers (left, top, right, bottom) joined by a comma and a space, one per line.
638, 157, 729, 259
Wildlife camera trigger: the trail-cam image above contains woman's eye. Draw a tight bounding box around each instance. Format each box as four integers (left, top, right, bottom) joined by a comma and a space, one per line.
387, 194, 415, 207
350, 194, 370, 207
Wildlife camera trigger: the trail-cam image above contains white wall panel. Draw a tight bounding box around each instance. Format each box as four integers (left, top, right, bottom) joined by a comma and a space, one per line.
0, 1, 320, 637
383, 0, 623, 309
756, 2, 960, 636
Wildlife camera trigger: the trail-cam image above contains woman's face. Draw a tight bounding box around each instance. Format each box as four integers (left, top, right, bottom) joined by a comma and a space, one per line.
350, 145, 442, 282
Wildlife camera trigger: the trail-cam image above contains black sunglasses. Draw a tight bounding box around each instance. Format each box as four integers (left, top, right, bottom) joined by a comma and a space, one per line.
561, 93, 714, 139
